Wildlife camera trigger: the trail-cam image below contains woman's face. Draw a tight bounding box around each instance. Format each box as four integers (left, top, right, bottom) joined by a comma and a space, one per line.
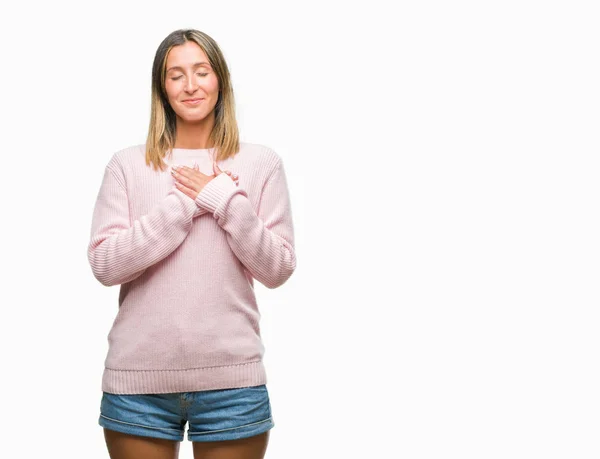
164, 41, 220, 124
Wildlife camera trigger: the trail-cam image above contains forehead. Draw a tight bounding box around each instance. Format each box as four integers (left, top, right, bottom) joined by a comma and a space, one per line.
166, 41, 209, 68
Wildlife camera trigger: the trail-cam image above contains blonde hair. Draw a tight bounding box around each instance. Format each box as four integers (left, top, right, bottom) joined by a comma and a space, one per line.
145, 29, 240, 171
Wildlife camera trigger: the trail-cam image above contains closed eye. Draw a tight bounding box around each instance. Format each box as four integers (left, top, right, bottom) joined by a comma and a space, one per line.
170, 73, 208, 80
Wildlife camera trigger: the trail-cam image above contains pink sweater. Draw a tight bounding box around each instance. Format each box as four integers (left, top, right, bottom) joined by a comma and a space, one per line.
88, 142, 296, 394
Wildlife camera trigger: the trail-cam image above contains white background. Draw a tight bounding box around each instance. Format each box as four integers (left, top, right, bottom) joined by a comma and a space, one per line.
0, 1, 598, 458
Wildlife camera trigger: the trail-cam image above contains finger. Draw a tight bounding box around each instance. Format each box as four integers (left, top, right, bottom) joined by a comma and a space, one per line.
171, 166, 187, 181
213, 162, 223, 175
175, 165, 206, 177
174, 181, 197, 200
172, 171, 198, 191
193, 162, 199, 171
173, 165, 192, 177
172, 166, 197, 183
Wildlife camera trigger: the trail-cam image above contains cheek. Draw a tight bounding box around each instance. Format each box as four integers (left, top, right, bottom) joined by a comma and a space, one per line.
164, 82, 179, 100
206, 76, 220, 94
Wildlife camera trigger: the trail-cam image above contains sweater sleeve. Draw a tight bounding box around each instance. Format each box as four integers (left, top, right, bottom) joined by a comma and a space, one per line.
194, 158, 297, 289
88, 162, 197, 286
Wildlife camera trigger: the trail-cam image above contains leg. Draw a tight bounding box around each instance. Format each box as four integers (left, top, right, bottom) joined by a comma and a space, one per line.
104, 428, 181, 459
192, 430, 270, 459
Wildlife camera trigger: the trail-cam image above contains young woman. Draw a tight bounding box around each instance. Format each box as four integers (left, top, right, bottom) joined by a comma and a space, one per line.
87, 29, 297, 459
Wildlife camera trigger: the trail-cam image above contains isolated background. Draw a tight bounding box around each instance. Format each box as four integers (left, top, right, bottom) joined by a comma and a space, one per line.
0, 1, 598, 458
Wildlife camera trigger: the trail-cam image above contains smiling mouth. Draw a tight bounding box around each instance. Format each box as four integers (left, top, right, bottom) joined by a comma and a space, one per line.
182, 99, 204, 105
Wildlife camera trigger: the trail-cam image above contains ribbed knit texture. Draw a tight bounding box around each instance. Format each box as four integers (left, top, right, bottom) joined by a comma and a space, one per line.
88, 142, 296, 394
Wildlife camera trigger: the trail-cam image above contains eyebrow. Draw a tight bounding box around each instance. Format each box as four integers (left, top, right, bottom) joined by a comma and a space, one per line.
166, 62, 210, 72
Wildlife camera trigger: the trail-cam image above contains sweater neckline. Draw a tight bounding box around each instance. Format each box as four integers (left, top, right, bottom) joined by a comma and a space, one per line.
171, 147, 215, 154
167, 147, 216, 162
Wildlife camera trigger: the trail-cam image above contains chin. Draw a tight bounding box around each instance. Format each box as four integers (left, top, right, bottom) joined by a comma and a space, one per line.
177, 113, 207, 123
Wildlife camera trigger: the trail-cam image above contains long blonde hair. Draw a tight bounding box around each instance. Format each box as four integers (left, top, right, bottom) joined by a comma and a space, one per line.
145, 29, 240, 171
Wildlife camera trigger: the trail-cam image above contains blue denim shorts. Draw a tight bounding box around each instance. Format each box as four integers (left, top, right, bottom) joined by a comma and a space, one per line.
98, 384, 274, 442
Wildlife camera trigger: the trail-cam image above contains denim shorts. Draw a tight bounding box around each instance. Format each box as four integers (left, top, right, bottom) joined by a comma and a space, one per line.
98, 384, 274, 442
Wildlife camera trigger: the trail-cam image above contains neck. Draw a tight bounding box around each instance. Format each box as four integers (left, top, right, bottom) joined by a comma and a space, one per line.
173, 113, 216, 149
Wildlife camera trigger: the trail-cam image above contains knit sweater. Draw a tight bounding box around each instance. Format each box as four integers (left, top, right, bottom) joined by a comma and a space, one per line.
87, 142, 296, 394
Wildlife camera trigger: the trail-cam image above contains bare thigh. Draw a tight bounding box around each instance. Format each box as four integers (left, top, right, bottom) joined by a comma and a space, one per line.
192, 431, 270, 459
103, 428, 181, 459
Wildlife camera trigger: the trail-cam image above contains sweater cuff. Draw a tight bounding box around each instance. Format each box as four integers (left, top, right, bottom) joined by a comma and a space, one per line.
195, 172, 237, 215
173, 187, 201, 217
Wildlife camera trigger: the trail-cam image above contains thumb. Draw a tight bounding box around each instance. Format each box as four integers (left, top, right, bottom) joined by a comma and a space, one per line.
212, 161, 222, 175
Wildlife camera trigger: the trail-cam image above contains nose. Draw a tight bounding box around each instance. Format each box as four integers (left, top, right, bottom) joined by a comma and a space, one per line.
184, 76, 198, 93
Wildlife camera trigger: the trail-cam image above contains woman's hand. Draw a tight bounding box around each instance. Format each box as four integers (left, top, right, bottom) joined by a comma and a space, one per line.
171, 161, 239, 200
218, 165, 239, 186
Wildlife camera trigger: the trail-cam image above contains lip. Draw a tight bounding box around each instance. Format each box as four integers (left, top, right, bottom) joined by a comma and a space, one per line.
182, 98, 204, 105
